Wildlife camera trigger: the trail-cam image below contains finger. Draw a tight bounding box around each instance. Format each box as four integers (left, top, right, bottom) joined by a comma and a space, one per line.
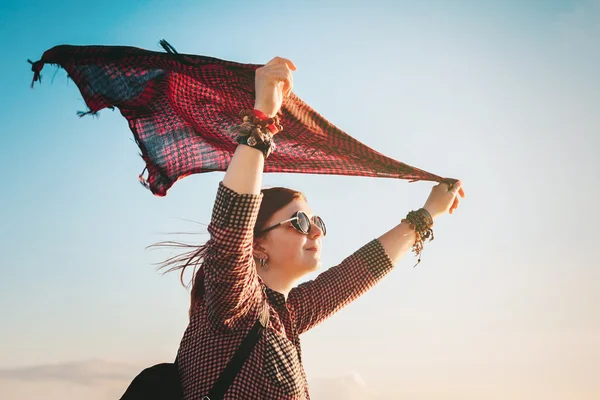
283, 68, 294, 96
452, 195, 460, 210
268, 63, 293, 79
450, 180, 462, 195
286, 70, 294, 96
262, 64, 294, 94
450, 196, 460, 214
449, 196, 457, 213
437, 182, 452, 192
459, 186, 466, 198
266, 56, 297, 71
271, 65, 293, 96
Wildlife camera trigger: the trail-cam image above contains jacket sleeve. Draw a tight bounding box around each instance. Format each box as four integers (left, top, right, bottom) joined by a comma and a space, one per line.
287, 239, 395, 335
202, 182, 264, 332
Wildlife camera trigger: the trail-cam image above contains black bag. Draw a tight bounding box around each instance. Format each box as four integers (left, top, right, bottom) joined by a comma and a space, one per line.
120, 362, 182, 400
120, 305, 269, 400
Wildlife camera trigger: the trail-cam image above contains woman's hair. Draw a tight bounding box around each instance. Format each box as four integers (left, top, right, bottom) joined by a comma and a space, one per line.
153, 186, 305, 314
253, 187, 306, 238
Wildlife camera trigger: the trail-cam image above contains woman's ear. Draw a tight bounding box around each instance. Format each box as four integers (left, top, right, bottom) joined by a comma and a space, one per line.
253, 242, 268, 260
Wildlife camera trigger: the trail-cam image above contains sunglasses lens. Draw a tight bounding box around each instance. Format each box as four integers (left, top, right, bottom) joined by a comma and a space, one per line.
314, 216, 326, 236
296, 212, 311, 233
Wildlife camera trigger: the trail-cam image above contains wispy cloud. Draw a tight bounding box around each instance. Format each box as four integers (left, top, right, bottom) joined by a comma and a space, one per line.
0, 359, 137, 386
309, 371, 371, 400
1, 361, 371, 400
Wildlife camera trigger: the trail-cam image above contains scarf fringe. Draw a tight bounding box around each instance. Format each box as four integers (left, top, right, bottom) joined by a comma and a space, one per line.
77, 110, 98, 118
159, 39, 178, 54
76, 106, 114, 118
28, 59, 44, 88
139, 167, 150, 190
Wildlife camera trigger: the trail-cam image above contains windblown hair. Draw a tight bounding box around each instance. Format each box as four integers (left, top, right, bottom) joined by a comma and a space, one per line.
152, 187, 305, 314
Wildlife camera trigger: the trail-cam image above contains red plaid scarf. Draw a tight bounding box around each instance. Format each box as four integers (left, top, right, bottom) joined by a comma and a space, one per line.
29, 41, 457, 196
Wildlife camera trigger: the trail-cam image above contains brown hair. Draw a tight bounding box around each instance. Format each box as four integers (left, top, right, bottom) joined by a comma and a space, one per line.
153, 186, 305, 314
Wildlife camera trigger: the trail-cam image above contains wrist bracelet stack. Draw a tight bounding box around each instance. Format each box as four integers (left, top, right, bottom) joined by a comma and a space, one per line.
401, 208, 435, 267
230, 109, 282, 158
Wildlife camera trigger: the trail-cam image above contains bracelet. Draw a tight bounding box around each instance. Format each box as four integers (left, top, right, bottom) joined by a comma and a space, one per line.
401, 208, 434, 267
236, 134, 275, 158
229, 109, 282, 158
250, 109, 283, 134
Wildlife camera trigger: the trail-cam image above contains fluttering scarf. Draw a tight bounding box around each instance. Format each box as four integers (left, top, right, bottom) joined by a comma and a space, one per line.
29, 40, 457, 196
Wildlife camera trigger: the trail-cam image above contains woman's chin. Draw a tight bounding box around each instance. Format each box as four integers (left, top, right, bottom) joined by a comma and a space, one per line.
302, 251, 322, 272
308, 259, 322, 272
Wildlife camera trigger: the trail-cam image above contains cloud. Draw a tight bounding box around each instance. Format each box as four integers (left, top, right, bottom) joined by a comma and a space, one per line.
0, 360, 141, 400
1, 361, 372, 400
309, 371, 371, 400
0, 359, 138, 386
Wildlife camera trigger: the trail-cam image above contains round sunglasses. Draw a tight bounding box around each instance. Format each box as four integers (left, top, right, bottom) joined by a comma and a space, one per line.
258, 211, 327, 237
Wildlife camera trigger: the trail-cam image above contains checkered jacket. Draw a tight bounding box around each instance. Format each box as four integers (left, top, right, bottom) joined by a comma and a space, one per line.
176, 182, 395, 399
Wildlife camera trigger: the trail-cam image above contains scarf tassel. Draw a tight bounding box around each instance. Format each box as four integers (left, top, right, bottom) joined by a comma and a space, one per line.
28, 59, 44, 88
77, 110, 98, 118
159, 39, 178, 55
139, 167, 150, 190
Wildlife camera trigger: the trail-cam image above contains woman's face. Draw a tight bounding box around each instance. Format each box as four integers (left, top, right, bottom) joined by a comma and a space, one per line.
258, 199, 324, 279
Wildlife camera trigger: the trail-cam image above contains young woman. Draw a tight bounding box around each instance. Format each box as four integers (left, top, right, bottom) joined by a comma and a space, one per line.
170, 56, 465, 399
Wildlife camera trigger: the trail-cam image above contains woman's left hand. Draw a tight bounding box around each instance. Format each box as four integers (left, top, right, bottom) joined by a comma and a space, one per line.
422, 180, 466, 219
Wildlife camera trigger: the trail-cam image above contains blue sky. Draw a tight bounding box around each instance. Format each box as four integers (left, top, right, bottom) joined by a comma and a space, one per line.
1, 0, 599, 399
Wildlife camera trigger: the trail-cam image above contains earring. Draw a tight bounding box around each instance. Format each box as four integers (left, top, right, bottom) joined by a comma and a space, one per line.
259, 258, 268, 270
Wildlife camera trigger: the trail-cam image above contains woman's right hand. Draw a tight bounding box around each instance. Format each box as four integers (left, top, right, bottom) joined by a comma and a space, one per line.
254, 56, 297, 120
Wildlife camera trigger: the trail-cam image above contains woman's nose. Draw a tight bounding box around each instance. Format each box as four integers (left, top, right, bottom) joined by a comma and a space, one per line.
310, 223, 324, 238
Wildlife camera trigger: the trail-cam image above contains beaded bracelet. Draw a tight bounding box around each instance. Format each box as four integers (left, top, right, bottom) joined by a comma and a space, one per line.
401, 208, 434, 267
229, 109, 282, 158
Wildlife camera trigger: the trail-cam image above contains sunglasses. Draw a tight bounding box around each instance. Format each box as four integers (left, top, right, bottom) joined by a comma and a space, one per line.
258, 211, 327, 237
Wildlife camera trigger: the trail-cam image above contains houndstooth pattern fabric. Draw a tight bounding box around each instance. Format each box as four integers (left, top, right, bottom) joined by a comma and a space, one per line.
176, 182, 395, 399
29, 43, 457, 196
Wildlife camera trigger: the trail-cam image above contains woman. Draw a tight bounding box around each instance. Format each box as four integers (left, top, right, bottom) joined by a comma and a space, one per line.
171, 56, 465, 399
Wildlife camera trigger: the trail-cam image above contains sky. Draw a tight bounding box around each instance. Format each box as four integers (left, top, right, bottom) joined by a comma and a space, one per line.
0, 0, 599, 399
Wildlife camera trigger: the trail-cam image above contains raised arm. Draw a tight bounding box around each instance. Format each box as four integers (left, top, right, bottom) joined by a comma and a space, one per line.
288, 181, 466, 334
202, 57, 297, 331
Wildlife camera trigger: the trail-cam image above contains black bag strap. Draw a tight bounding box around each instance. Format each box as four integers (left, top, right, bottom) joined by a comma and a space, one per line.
177, 302, 270, 400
